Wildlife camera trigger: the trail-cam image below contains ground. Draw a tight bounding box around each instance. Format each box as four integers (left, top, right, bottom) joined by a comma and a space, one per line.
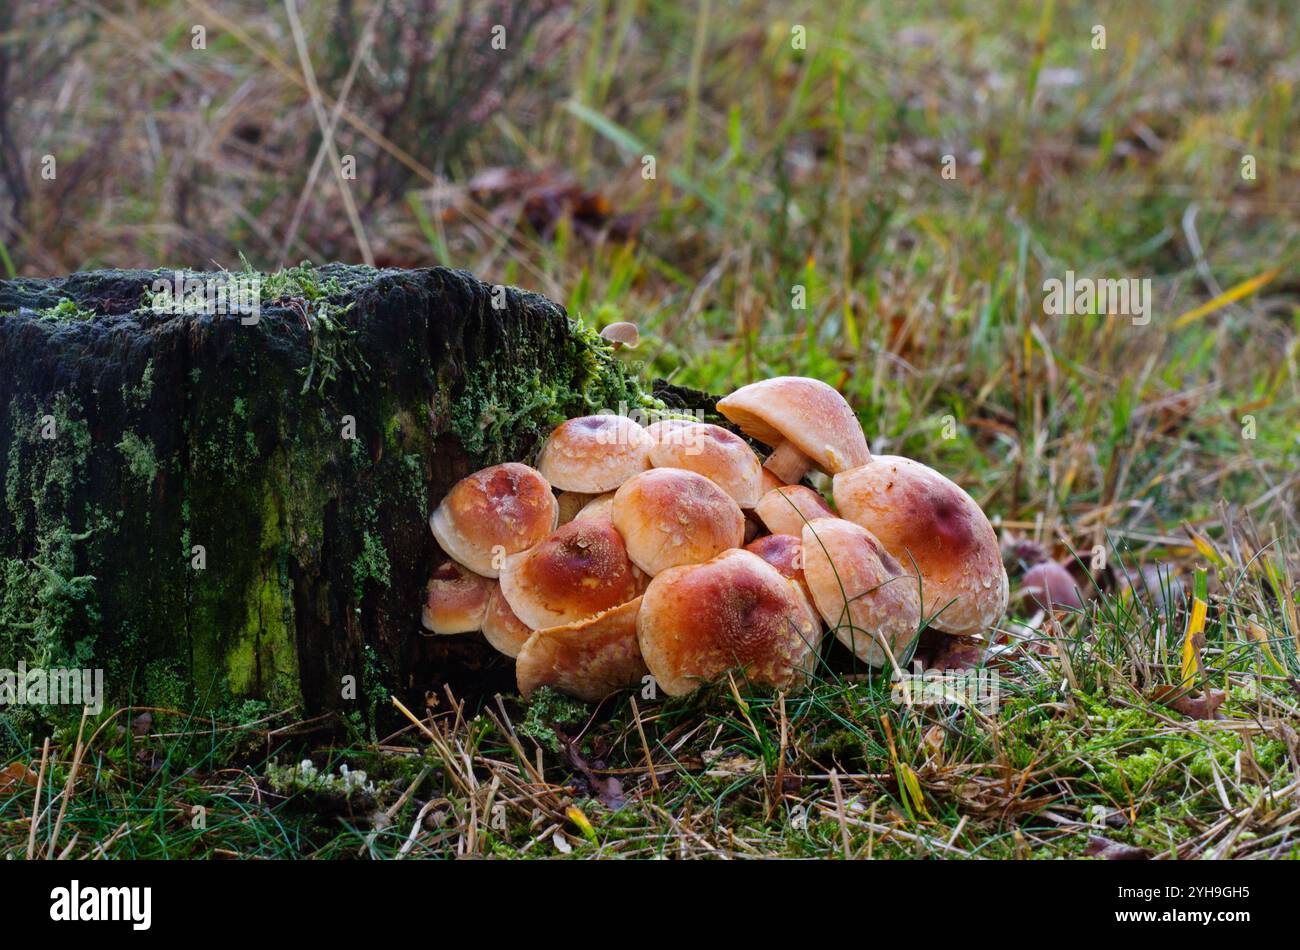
1, 1, 1298, 858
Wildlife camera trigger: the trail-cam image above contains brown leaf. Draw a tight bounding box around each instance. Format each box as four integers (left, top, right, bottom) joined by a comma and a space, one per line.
1150, 686, 1226, 720
0, 761, 38, 795
1085, 835, 1151, 860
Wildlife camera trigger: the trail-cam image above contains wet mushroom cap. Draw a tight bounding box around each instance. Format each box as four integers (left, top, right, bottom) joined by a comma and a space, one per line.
574, 491, 616, 523
499, 517, 644, 630
516, 597, 648, 702
1022, 561, 1084, 611
754, 484, 835, 537
422, 560, 494, 634
800, 518, 922, 667
744, 533, 820, 630
637, 549, 820, 697
429, 462, 558, 578
612, 468, 745, 576
645, 420, 764, 508
832, 456, 1008, 637
716, 376, 870, 478
482, 582, 534, 658
536, 415, 650, 493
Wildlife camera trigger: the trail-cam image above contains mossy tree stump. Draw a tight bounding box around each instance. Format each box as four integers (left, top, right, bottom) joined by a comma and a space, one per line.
0, 265, 657, 725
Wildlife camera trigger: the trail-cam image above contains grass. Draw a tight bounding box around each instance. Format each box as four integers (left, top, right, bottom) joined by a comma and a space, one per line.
1, 0, 1299, 858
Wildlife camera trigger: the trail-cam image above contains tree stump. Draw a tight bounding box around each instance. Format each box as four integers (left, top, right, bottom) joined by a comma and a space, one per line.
0, 265, 659, 725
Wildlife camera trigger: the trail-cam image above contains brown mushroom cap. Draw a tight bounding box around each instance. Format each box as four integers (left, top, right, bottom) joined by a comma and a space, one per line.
645, 420, 764, 508
800, 518, 922, 667
536, 415, 650, 493
754, 484, 835, 537
429, 462, 558, 578
482, 582, 533, 657
715, 376, 869, 483
499, 517, 644, 630
574, 491, 616, 523
637, 549, 820, 696
832, 456, 1008, 636
422, 560, 494, 634
1022, 561, 1084, 611
612, 468, 745, 576
516, 597, 648, 701
745, 533, 820, 630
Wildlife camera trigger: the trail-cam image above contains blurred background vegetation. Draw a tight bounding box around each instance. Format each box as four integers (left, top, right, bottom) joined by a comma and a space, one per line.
2, 0, 1296, 548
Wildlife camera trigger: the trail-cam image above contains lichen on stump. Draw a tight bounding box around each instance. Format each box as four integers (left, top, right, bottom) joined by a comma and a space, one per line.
0, 264, 658, 729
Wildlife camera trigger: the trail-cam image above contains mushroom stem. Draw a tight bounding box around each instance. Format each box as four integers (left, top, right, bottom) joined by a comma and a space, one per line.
763, 440, 812, 484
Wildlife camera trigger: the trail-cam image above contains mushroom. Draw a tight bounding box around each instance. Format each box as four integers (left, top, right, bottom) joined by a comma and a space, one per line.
754, 484, 835, 537
516, 597, 648, 701
800, 518, 922, 668
745, 533, 820, 630
746, 533, 809, 593
599, 321, 640, 349
482, 582, 533, 658
760, 468, 785, 494
832, 456, 1008, 637
555, 490, 594, 526
429, 462, 558, 578
499, 517, 644, 630
536, 414, 651, 493
574, 491, 616, 523
716, 376, 870, 485
644, 419, 764, 508
1022, 561, 1084, 611
638, 549, 821, 696
421, 559, 494, 634
612, 468, 745, 576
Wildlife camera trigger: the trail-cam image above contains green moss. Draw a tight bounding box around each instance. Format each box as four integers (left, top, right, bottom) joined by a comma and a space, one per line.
115, 431, 159, 486
448, 317, 662, 463
36, 298, 95, 321
519, 687, 590, 752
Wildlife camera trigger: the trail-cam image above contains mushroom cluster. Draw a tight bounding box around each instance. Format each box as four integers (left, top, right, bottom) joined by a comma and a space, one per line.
423, 375, 1009, 701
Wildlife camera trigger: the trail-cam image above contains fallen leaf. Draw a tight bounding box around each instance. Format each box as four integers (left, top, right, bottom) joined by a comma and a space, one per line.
1150, 685, 1226, 720
566, 804, 598, 844
0, 762, 38, 795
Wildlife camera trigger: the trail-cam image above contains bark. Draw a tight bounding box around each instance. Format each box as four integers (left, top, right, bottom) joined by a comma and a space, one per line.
0, 265, 663, 723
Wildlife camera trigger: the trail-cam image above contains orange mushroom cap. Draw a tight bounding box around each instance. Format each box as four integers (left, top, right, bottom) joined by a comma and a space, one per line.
482, 582, 533, 658
745, 533, 821, 631
832, 456, 1008, 636
800, 518, 922, 668
499, 517, 644, 630
716, 376, 869, 482
429, 462, 558, 578
754, 484, 835, 537
536, 415, 650, 493
637, 549, 820, 696
612, 468, 745, 576
645, 420, 764, 508
422, 559, 494, 634
516, 597, 648, 702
